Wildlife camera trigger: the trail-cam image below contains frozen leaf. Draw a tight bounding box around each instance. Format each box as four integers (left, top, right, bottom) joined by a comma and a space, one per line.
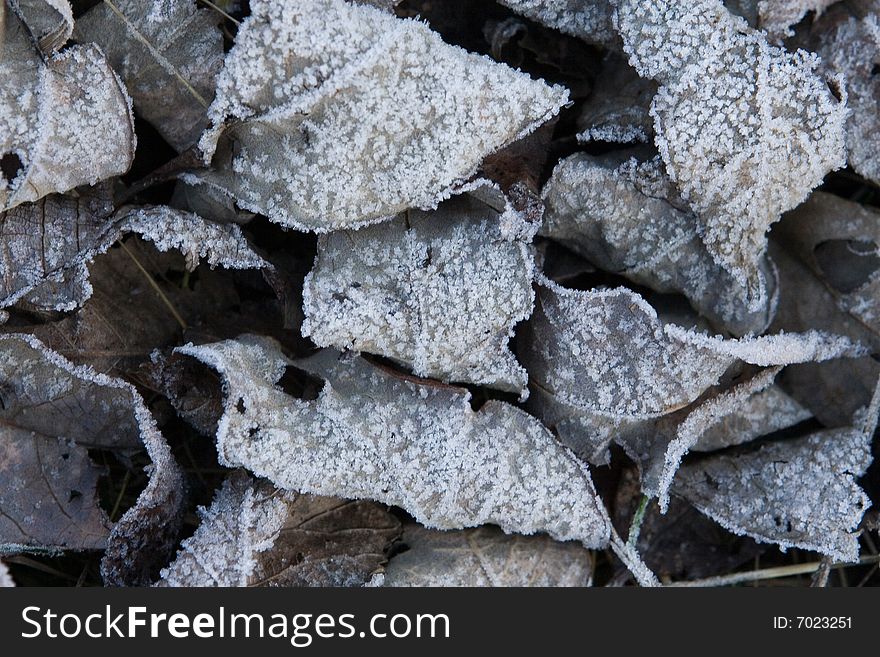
759, 0, 837, 37
769, 240, 880, 426
0, 200, 268, 312
0, 334, 183, 576
193, 0, 568, 231
612, 0, 847, 304
0, 5, 135, 210
170, 180, 254, 225
540, 152, 776, 335
302, 193, 534, 397
813, 10, 880, 185
0, 559, 13, 586
521, 277, 861, 466
380, 524, 593, 587
673, 377, 880, 561
576, 53, 657, 145
76, 0, 224, 152
159, 471, 401, 587
13, 0, 74, 55
497, 0, 616, 45
177, 336, 612, 549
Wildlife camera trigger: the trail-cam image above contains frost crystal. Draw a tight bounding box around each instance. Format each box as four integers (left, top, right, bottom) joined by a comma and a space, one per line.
674, 377, 880, 561
195, 0, 568, 231
540, 152, 775, 335
498, 0, 616, 45
159, 472, 400, 587
0, 560, 13, 587
177, 337, 612, 548
612, 0, 847, 303
758, 0, 837, 37
381, 525, 593, 587
76, 0, 224, 151
303, 193, 534, 397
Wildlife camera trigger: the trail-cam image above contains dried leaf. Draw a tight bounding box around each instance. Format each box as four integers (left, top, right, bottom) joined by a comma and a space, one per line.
0, 201, 267, 311
302, 193, 534, 397
159, 471, 401, 587
379, 524, 593, 587
613, 0, 847, 304
540, 152, 776, 335
0, 334, 183, 577
13, 0, 74, 55
759, 0, 837, 37
177, 336, 612, 549
76, 0, 224, 152
192, 0, 568, 231
0, 3, 135, 210
673, 378, 880, 561
497, 0, 616, 45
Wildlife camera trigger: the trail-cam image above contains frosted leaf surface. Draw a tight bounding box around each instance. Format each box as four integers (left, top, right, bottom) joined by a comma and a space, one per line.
613, 0, 847, 302
13, 0, 74, 54
0, 8, 135, 211
814, 11, 880, 186
673, 378, 880, 561
0, 560, 13, 587
194, 0, 568, 231
76, 0, 224, 151
381, 524, 593, 587
774, 192, 880, 336
159, 471, 400, 587
540, 152, 775, 335
0, 334, 183, 574
177, 336, 611, 548
302, 194, 534, 397
0, 200, 267, 312
759, 0, 837, 36
497, 0, 616, 45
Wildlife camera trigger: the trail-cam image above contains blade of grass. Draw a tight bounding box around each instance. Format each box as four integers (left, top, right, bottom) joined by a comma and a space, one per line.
667, 554, 880, 587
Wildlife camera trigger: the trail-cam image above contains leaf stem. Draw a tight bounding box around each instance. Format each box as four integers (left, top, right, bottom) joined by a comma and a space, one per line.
117, 239, 188, 331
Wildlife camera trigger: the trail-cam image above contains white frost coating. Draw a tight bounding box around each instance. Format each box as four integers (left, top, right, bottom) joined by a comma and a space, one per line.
655, 366, 782, 512
195, 0, 569, 231
522, 277, 860, 422
302, 194, 534, 397
177, 337, 612, 548
612, 0, 847, 305
815, 13, 880, 186
120, 206, 269, 272
674, 376, 880, 561
0, 561, 13, 587
15, 0, 74, 54
498, 0, 616, 45
76, 0, 224, 151
382, 525, 593, 587
0, 6, 135, 211
540, 153, 775, 336
159, 474, 293, 587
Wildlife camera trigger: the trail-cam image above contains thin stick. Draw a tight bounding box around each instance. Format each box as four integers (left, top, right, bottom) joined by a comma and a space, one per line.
627, 495, 650, 548
102, 0, 209, 107
198, 0, 241, 25
118, 240, 188, 331
109, 469, 132, 522
667, 554, 880, 587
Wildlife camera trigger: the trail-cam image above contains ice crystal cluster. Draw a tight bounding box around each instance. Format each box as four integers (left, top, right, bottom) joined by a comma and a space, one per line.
1, 0, 879, 588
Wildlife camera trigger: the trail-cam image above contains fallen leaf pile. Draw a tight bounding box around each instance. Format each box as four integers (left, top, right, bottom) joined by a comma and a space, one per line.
1, 0, 879, 588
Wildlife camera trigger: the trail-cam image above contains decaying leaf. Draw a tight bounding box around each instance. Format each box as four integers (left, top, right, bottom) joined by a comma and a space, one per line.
177, 336, 612, 549
0, 0, 135, 211
540, 152, 776, 335
12, 0, 74, 55
159, 471, 401, 587
759, 0, 837, 37
379, 524, 593, 587
76, 0, 224, 152
612, 0, 847, 305
673, 377, 880, 561
0, 334, 183, 579
0, 201, 267, 312
520, 277, 860, 467
302, 193, 534, 397
498, 0, 616, 46
192, 0, 568, 231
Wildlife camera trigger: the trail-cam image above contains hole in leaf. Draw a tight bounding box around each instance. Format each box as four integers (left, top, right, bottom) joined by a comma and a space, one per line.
1, 152, 23, 185
825, 77, 843, 102
871, 64, 880, 77
814, 239, 880, 293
